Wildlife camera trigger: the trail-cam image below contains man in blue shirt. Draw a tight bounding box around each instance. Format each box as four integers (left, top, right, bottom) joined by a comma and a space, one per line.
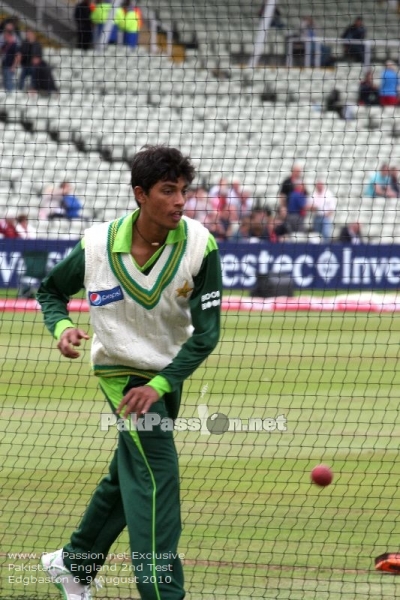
380, 61, 399, 106
364, 164, 397, 198
287, 181, 308, 233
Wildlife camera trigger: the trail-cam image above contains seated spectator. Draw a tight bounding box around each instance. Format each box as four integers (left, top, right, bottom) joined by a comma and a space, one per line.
278, 164, 304, 209
233, 216, 251, 242
358, 70, 380, 106
286, 181, 308, 233
184, 187, 209, 224
16, 29, 43, 91
390, 166, 400, 197
339, 222, 363, 244
15, 214, 37, 239
30, 54, 58, 96
364, 164, 397, 198
203, 211, 230, 243
60, 182, 84, 219
380, 61, 399, 106
308, 179, 336, 241
1, 25, 18, 92
74, 0, 94, 50
0, 211, 18, 238
272, 206, 291, 240
342, 16, 366, 63
325, 88, 344, 118
208, 177, 239, 222
230, 178, 253, 218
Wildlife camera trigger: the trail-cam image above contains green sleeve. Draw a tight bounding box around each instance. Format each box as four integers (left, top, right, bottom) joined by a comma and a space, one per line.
156, 243, 222, 392
36, 241, 86, 338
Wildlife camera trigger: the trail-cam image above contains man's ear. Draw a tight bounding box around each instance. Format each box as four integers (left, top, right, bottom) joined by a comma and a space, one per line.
133, 186, 146, 206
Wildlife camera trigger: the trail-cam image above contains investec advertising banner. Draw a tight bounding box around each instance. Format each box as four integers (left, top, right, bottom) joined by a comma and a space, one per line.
1, 239, 400, 290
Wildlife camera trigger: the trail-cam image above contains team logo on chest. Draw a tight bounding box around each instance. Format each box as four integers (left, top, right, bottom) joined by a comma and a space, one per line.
176, 281, 193, 298
88, 285, 124, 307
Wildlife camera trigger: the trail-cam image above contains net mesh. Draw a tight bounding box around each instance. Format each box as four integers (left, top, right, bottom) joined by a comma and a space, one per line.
1, 1, 400, 599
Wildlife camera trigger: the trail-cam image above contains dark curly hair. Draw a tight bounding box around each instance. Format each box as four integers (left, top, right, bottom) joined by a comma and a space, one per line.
130, 146, 196, 193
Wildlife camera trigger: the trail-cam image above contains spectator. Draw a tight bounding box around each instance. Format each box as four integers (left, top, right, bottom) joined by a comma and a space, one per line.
0, 15, 21, 43
273, 206, 291, 240
325, 88, 345, 118
15, 214, 37, 239
279, 164, 303, 209
286, 181, 308, 233
60, 182, 84, 219
342, 16, 366, 63
184, 187, 209, 224
379, 61, 399, 106
364, 164, 397, 198
300, 16, 334, 67
358, 70, 380, 106
258, 4, 285, 30
233, 216, 252, 242
16, 29, 43, 91
308, 179, 337, 241
40, 184, 65, 220
390, 166, 400, 197
203, 211, 229, 243
74, 0, 94, 50
230, 178, 253, 218
339, 222, 363, 244
0, 211, 18, 238
248, 209, 272, 242
1, 26, 18, 92
30, 54, 58, 96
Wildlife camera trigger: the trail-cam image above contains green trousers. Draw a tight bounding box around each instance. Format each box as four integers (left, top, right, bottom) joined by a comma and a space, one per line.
63, 376, 185, 600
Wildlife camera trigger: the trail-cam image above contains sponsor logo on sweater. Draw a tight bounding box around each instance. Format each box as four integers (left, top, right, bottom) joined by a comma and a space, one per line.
88, 286, 124, 307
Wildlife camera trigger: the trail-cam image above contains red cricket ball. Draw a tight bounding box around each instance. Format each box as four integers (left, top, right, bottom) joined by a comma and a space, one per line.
311, 464, 333, 487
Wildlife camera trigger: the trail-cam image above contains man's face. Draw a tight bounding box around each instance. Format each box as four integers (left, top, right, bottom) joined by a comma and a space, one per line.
135, 176, 189, 230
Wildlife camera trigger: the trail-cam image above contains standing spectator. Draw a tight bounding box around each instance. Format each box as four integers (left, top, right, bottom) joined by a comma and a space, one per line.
1, 26, 18, 92
342, 16, 366, 63
0, 15, 22, 43
358, 70, 380, 106
286, 181, 308, 233
15, 214, 37, 239
300, 16, 334, 67
16, 29, 43, 91
74, 0, 94, 50
308, 179, 337, 241
390, 166, 400, 197
339, 222, 363, 244
379, 61, 399, 106
364, 164, 397, 198
279, 164, 304, 209
30, 54, 58, 96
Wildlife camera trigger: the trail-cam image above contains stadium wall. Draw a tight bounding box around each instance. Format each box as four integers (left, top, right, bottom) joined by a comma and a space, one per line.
2, 239, 400, 290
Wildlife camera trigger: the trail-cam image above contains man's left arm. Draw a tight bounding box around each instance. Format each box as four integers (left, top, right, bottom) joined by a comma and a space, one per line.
150, 237, 222, 394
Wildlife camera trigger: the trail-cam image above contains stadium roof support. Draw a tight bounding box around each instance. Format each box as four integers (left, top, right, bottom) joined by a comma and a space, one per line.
248, 0, 276, 68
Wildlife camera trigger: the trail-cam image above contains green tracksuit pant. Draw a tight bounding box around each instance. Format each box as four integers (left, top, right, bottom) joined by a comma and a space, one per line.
62, 376, 185, 600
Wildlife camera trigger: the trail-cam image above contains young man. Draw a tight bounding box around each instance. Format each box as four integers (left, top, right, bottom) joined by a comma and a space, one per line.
37, 146, 222, 600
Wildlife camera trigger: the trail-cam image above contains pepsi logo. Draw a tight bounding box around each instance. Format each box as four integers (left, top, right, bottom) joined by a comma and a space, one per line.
90, 292, 102, 306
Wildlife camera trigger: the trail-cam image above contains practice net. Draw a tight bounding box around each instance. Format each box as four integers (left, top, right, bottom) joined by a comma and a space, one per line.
1, 1, 400, 599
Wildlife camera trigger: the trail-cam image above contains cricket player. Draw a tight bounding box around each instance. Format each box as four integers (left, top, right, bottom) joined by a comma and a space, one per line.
37, 146, 222, 600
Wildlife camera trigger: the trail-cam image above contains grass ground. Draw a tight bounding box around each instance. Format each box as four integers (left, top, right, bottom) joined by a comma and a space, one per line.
1, 309, 400, 599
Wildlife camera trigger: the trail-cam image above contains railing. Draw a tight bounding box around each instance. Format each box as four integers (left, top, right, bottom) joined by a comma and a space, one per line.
286, 35, 400, 69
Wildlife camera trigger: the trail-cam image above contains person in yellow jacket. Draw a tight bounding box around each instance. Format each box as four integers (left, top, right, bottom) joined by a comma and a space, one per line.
91, 0, 118, 44
114, 0, 140, 47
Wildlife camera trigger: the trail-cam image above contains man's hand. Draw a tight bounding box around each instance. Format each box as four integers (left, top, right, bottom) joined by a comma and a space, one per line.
116, 386, 160, 418
57, 327, 90, 358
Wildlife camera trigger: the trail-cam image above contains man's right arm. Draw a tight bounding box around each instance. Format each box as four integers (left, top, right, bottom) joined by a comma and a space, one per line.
36, 240, 85, 338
